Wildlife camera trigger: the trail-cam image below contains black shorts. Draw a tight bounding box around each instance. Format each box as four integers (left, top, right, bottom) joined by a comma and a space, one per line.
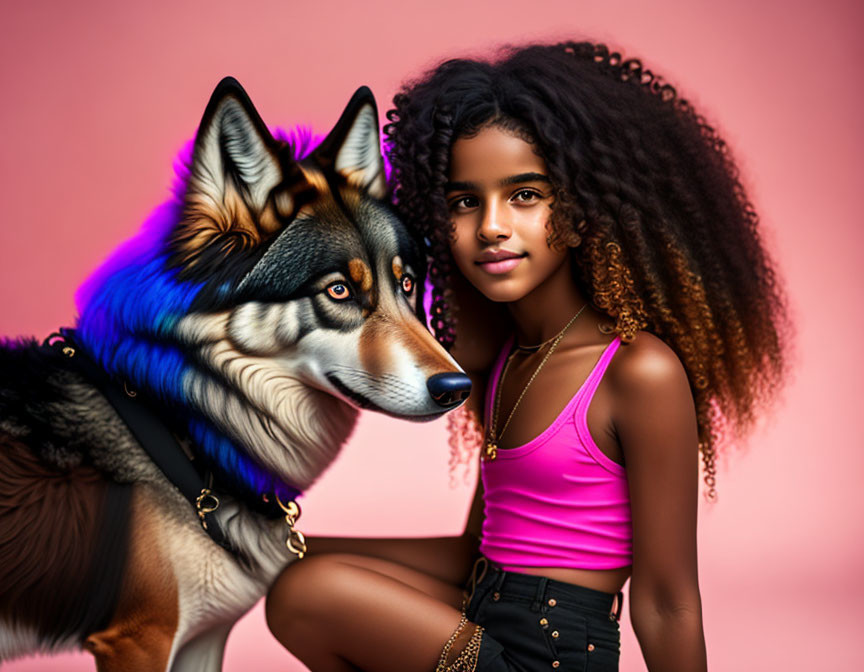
463, 556, 623, 672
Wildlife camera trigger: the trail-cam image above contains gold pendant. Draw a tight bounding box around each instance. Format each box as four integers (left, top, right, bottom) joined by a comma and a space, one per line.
484, 442, 498, 461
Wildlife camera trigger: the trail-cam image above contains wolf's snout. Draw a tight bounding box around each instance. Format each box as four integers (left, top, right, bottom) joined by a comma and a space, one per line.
426, 373, 472, 408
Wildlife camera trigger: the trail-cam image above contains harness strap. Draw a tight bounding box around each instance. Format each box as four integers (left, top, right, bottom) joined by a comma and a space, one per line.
42, 329, 247, 556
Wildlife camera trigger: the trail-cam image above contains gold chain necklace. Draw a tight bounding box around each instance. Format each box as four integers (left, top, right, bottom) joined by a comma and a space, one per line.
484, 303, 587, 461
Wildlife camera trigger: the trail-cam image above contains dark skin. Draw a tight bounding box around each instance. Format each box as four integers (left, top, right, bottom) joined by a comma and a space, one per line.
266, 126, 707, 671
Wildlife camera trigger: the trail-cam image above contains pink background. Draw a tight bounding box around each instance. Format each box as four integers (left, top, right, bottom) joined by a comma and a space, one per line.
1, 0, 861, 670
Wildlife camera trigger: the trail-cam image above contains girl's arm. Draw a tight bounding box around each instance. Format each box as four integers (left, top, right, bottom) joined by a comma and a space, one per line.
611, 333, 708, 672
303, 454, 484, 586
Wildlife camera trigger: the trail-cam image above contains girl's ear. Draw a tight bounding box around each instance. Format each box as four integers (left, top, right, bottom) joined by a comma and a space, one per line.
313, 86, 387, 199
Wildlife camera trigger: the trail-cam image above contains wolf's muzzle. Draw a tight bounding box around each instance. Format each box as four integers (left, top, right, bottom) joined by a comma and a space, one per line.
426, 373, 472, 409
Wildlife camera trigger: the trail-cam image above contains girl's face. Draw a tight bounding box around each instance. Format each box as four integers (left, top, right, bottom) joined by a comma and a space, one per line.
445, 125, 568, 304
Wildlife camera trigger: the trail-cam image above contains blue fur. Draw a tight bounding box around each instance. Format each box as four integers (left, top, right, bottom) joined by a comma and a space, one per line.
73, 132, 316, 499
189, 418, 300, 501
76, 224, 299, 498
77, 255, 201, 403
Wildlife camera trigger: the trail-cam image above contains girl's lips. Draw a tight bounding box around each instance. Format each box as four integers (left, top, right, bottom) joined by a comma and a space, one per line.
475, 255, 525, 274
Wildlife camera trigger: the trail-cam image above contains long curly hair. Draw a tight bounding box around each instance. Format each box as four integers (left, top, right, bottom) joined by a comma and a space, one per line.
384, 40, 793, 499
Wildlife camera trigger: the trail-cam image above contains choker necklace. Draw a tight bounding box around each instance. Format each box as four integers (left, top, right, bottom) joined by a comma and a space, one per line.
515, 331, 562, 353
484, 303, 587, 461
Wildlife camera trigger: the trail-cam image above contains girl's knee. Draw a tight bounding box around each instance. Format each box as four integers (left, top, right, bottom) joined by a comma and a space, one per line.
265, 555, 348, 638
266, 557, 316, 637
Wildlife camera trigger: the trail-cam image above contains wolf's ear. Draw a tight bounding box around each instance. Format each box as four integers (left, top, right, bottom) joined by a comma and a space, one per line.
189, 77, 283, 215
314, 86, 387, 199
173, 78, 290, 272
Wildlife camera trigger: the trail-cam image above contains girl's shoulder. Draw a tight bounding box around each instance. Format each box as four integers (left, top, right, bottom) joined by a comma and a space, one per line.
604, 331, 700, 464
606, 330, 692, 402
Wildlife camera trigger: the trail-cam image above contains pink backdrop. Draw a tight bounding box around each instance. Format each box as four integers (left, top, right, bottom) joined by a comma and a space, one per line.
1, 0, 862, 670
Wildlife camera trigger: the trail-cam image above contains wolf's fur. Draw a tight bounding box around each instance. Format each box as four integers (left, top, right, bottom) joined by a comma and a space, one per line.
0, 78, 467, 670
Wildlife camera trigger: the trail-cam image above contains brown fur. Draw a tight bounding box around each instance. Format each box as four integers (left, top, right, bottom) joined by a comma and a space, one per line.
0, 437, 126, 641
348, 258, 373, 292
359, 311, 455, 380
173, 187, 275, 269
84, 490, 179, 671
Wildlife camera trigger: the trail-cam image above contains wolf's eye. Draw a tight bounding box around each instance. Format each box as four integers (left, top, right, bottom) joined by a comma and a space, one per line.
326, 282, 352, 301
401, 274, 415, 296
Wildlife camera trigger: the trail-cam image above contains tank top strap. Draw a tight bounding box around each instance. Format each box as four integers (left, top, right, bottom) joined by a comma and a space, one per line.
574, 335, 622, 412
484, 334, 515, 427
485, 334, 623, 427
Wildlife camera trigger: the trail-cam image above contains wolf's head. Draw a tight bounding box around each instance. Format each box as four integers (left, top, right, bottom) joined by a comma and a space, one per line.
76, 78, 469, 495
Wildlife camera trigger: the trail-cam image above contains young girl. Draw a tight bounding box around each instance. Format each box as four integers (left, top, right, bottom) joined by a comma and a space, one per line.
265, 40, 790, 671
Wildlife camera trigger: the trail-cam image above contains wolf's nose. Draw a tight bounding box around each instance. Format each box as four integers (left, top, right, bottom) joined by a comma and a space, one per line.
427, 373, 472, 408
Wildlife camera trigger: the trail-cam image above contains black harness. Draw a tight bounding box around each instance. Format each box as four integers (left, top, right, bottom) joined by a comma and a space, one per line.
42, 329, 305, 560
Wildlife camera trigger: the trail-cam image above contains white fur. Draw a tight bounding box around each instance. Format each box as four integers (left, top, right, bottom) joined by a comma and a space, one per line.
183, 358, 353, 490
334, 103, 386, 198
0, 620, 79, 662
227, 301, 302, 354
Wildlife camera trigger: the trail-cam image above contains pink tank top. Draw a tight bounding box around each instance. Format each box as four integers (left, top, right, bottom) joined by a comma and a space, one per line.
479, 335, 633, 570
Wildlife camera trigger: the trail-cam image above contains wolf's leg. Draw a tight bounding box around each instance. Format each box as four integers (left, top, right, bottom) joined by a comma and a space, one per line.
265, 553, 474, 672
169, 623, 232, 672
88, 630, 175, 672
85, 488, 179, 672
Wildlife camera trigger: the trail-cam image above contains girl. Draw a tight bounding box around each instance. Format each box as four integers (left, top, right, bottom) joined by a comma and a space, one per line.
265, 40, 791, 671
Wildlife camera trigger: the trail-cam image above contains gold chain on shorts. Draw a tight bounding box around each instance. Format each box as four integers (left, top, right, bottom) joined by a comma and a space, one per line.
436, 613, 484, 672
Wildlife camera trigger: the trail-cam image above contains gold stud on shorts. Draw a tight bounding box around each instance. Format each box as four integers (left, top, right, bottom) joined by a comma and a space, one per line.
551, 630, 559, 639
539, 617, 549, 627
588, 643, 595, 652
547, 598, 557, 607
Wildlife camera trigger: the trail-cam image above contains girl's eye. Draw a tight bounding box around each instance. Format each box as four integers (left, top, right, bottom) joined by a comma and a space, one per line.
326, 282, 352, 301
513, 189, 540, 204
449, 195, 479, 212
400, 274, 415, 295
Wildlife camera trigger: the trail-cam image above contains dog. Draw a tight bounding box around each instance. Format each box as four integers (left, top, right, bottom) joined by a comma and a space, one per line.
0, 77, 470, 670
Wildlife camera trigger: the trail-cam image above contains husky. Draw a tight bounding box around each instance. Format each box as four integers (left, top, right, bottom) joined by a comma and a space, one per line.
0, 78, 470, 671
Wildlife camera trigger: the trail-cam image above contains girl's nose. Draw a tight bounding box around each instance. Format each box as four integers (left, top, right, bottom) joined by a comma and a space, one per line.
477, 201, 511, 242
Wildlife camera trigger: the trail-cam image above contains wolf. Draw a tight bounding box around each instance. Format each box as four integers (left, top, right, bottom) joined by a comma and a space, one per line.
0, 77, 470, 670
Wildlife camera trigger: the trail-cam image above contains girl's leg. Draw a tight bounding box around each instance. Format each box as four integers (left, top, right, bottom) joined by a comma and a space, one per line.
265, 552, 479, 672
303, 534, 480, 586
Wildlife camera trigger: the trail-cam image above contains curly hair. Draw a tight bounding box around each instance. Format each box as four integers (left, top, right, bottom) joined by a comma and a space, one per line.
384, 40, 793, 500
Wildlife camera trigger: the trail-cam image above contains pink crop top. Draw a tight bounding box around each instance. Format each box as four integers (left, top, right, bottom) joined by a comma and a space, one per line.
479, 335, 633, 570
